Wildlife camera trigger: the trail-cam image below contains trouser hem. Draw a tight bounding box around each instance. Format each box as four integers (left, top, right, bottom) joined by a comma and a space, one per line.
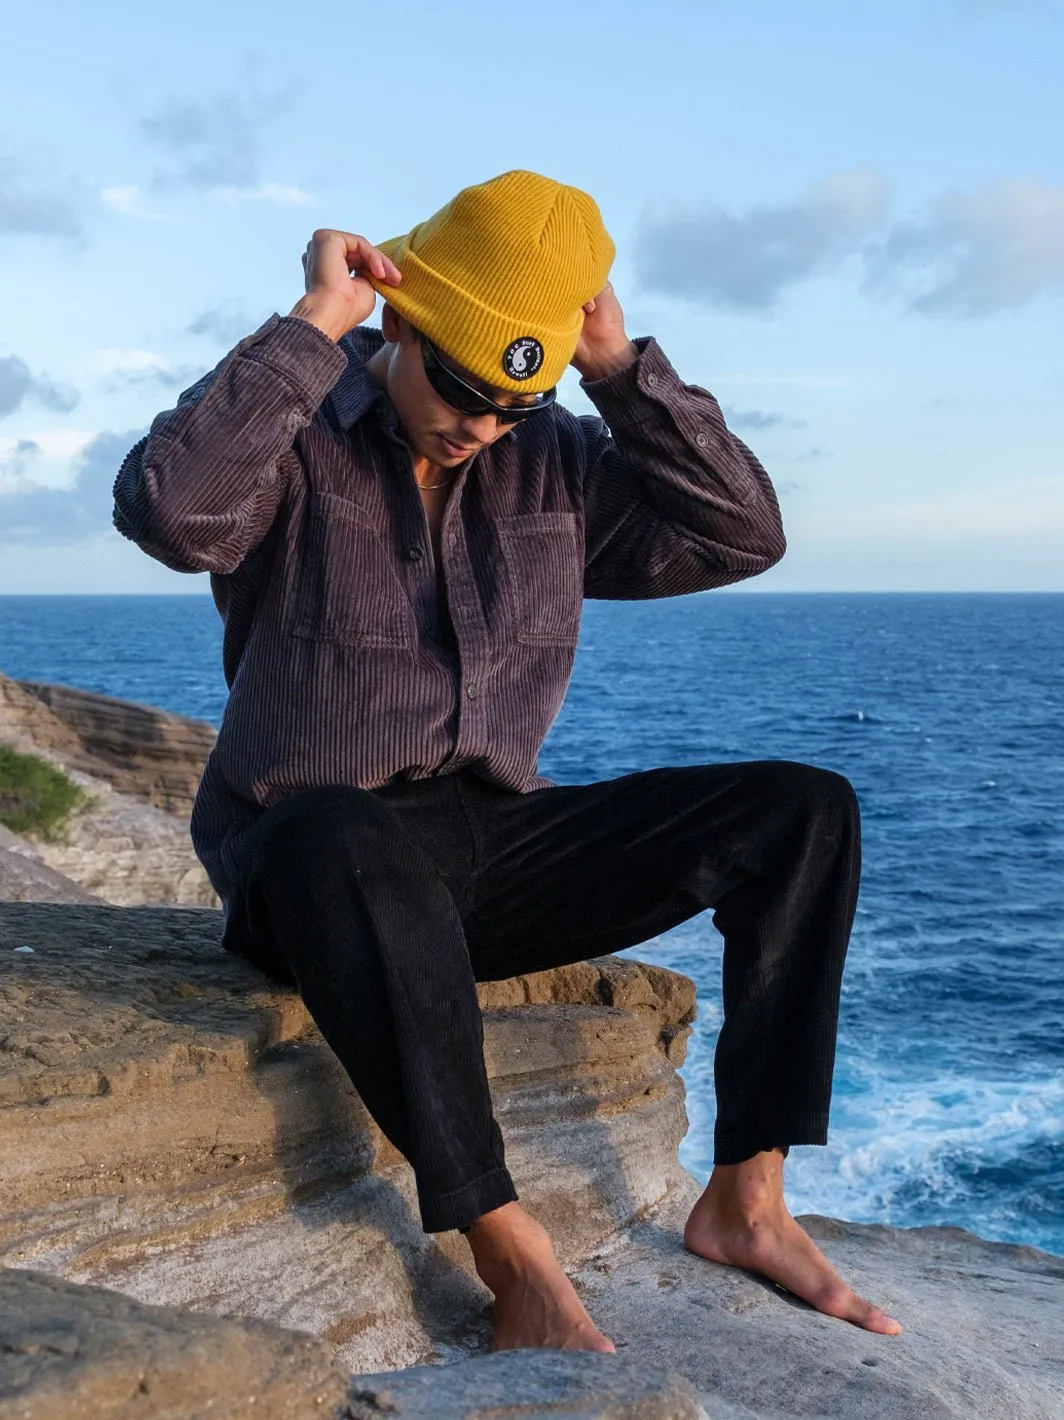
419, 1166, 518, 1233
713, 1113, 829, 1166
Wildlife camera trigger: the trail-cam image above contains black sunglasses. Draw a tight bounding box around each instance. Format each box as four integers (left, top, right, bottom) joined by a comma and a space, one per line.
417, 331, 556, 424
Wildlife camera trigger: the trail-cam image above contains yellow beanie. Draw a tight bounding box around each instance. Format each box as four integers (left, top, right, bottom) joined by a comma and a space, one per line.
369, 170, 615, 394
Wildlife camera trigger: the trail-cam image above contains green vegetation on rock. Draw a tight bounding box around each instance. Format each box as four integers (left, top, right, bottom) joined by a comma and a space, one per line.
0, 746, 89, 840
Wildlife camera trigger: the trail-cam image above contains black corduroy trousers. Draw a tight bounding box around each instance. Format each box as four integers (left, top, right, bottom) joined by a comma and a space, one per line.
222, 761, 861, 1233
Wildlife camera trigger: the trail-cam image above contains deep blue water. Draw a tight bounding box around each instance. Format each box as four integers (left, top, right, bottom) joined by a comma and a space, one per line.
2, 592, 1062, 1254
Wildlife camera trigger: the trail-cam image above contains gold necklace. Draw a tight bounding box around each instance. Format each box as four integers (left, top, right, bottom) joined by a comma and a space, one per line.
416, 475, 456, 491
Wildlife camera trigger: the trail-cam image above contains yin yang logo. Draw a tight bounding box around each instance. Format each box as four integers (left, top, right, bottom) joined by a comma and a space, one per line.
502, 337, 544, 381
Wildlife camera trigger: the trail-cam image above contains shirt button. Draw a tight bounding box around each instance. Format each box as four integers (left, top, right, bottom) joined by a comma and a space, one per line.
466, 683, 478, 699
695, 432, 709, 448
646, 373, 659, 388
407, 546, 424, 561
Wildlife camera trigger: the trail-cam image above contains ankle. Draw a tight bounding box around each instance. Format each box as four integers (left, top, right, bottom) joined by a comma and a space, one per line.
705, 1150, 788, 1220
466, 1203, 549, 1287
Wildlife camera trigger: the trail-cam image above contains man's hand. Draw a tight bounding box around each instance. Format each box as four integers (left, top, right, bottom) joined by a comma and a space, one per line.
289, 230, 402, 343
570, 282, 638, 382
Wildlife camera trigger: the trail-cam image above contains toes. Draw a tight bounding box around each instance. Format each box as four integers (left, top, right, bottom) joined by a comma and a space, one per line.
800, 1281, 902, 1337
848, 1296, 903, 1335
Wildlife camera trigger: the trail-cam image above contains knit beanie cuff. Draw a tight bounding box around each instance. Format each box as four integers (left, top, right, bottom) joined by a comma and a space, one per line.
366, 170, 615, 396
370, 237, 581, 394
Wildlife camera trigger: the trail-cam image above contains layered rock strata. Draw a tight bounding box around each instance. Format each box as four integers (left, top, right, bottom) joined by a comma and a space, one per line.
15, 680, 215, 820
0, 826, 103, 905
3, 900, 1063, 1418
0, 676, 215, 908
0, 901, 694, 1374
0, 1268, 348, 1420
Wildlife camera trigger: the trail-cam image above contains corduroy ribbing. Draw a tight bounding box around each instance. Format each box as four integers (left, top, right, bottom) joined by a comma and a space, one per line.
112, 314, 787, 907
221, 761, 860, 1230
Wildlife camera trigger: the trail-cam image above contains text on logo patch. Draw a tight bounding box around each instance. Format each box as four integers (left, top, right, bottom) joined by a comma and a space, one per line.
502, 337, 544, 381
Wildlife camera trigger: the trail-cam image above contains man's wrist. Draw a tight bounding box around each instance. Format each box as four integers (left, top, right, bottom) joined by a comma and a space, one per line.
573, 340, 640, 383
288, 296, 352, 344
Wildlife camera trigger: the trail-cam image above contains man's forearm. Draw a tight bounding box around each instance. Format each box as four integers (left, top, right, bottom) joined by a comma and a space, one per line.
113, 315, 346, 574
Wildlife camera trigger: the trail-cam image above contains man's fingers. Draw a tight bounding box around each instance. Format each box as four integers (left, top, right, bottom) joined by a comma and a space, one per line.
322, 231, 401, 285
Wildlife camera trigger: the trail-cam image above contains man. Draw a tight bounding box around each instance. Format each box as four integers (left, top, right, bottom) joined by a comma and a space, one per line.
114, 170, 901, 1350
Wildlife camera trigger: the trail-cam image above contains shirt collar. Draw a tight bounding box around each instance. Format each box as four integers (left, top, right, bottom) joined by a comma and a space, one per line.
330, 325, 392, 431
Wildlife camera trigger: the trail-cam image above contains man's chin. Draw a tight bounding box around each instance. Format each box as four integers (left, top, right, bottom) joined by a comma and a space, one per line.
436, 433, 479, 461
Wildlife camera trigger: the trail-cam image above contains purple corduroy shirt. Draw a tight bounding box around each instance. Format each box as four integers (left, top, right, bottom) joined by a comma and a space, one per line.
113, 315, 786, 906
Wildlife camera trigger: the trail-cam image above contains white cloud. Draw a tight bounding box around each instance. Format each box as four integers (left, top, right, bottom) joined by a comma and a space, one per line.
867, 179, 1064, 315
636, 170, 1064, 318
0, 355, 79, 416
89, 349, 173, 377
0, 145, 84, 239
635, 167, 892, 311
187, 303, 261, 345
87, 349, 202, 391
214, 182, 314, 206
0, 429, 98, 490
101, 185, 165, 220
0, 429, 142, 544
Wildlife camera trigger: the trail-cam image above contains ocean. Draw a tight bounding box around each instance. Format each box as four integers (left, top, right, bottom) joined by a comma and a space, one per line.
2, 591, 1062, 1255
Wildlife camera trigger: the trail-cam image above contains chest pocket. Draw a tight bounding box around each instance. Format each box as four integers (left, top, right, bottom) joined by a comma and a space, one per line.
292, 492, 413, 649
497, 511, 583, 647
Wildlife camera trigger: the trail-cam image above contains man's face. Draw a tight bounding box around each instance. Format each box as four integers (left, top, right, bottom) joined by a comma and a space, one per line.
378, 307, 541, 466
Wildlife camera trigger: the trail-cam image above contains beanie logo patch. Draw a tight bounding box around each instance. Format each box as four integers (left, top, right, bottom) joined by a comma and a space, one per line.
502, 337, 544, 382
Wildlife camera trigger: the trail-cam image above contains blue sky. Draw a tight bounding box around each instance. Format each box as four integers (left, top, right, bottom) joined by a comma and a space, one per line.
1, 0, 1061, 592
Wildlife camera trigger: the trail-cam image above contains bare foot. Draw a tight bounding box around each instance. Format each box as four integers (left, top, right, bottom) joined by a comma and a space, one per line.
465, 1202, 616, 1353
684, 1152, 902, 1336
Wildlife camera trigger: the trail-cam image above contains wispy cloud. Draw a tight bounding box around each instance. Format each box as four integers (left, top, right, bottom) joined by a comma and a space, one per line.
635, 167, 891, 311
0, 438, 42, 486
187, 303, 262, 345
101, 185, 165, 220
0, 145, 84, 239
866, 178, 1064, 316
138, 90, 307, 204
0, 356, 80, 418
214, 182, 313, 206
723, 407, 808, 432
88, 349, 204, 392
0, 430, 98, 492
0, 430, 142, 542
639, 170, 1064, 318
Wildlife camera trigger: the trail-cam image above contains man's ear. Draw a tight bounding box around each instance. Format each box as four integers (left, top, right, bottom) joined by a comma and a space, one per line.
380, 303, 409, 344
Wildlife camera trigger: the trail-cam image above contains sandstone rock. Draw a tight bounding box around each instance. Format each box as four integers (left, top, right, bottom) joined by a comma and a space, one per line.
348, 1350, 705, 1420
565, 1189, 1064, 1420
15, 680, 215, 819
0, 675, 86, 767
0, 676, 215, 908
3, 898, 1060, 1419
0, 902, 694, 1373
0, 824, 102, 904
0, 1267, 348, 1420
28, 776, 216, 907
0, 677, 215, 907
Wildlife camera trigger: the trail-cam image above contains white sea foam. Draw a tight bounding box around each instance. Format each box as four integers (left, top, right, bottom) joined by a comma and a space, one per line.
674, 1053, 1064, 1248
782, 1071, 1064, 1232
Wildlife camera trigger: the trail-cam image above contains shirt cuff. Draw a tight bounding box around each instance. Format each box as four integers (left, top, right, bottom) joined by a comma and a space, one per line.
579, 337, 680, 432
232, 313, 350, 413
